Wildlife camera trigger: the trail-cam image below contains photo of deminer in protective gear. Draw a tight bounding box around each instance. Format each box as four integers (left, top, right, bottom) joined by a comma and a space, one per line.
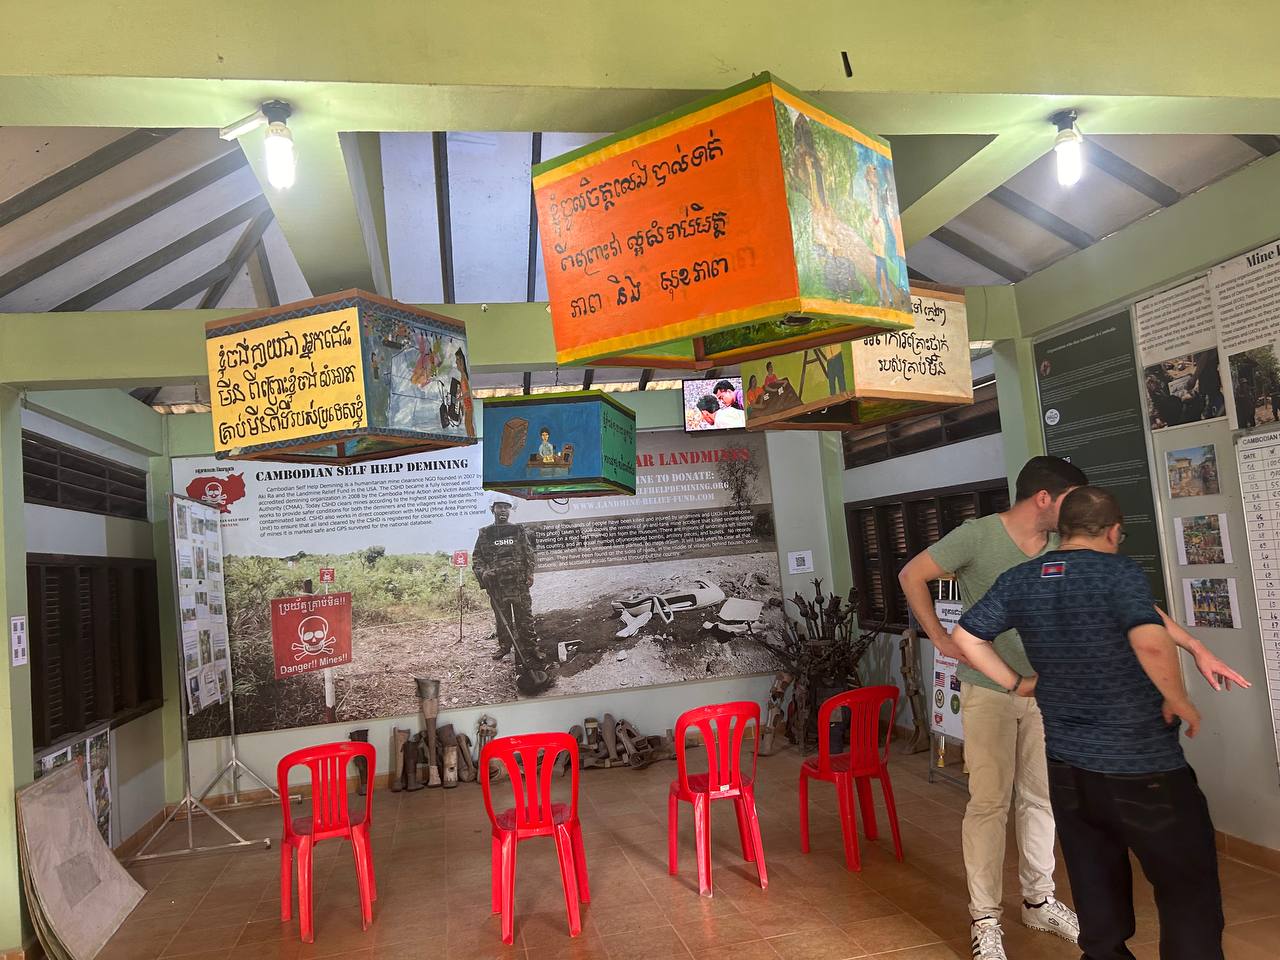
472, 500, 552, 693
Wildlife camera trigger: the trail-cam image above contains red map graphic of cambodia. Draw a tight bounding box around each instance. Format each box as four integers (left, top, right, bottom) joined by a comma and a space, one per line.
186, 473, 246, 513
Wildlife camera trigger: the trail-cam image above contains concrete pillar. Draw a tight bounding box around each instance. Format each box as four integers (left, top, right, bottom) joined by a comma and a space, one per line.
0, 386, 34, 952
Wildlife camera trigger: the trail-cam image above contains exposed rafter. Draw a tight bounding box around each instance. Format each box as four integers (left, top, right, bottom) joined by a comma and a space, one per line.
581, 368, 594, 390
638, 368, 654, 391
526, 132, 543, 303
1235, 134, 1280, 157
906, 265, 935, 283
932, 226, 1028, 283
199, 208, 276, 308
988, 185, 1097, 249
0, 148, 248, 300
0, 128, 177, 230
1085, 139, 1181, 207
147, 263, 231, 310
522, 371, 532, 394
433, 131, 456, 304
255, 242, 279, 307
53, 195, 269, 312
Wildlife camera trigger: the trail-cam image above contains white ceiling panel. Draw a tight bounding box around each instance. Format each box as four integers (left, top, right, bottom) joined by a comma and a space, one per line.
1002, 150, 1159, 244
0, 127, 125, 200
382, 132, 444, 303
906, 237, 1010, 287
948, 197, 1077, 276
93, 229, 240, 311
1089, 133, 1260, 196
448, 132, 534, 303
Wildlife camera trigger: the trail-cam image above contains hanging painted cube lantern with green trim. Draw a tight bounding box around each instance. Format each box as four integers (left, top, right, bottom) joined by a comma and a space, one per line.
482, 391, 636, 499
532, 72, 914, 368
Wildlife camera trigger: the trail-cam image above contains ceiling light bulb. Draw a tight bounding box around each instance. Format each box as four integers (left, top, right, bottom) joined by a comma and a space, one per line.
264, 122, 296, 190
1053, 113, 1084, 187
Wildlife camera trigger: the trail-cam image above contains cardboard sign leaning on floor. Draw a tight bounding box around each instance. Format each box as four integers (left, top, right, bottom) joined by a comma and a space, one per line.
17, 763, 144, 959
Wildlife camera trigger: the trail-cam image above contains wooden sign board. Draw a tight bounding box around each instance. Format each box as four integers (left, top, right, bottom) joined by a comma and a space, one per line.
533, 72, 913, 367
742, 286, 972, 431
205, 290, 478, 464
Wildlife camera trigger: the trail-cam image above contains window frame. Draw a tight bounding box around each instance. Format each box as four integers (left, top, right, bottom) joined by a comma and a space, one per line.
842, 381, 1000, 470
21, 430, 149, 521
26, 552, 163, 753
846, 478, 1010, 631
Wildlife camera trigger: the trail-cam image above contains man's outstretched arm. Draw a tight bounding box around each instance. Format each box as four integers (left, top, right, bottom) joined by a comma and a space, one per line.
1154, 605, 1249, 691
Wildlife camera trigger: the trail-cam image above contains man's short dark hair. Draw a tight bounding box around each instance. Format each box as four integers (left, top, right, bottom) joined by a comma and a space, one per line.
696, 394, 719, 413
714, 379, 735, 393
1015, 456, 1088, 501
1058, 486, 1124, 539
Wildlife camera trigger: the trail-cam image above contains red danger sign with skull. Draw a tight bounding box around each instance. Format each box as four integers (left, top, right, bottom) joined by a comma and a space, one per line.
270, 593, 353, 679
186, 472, 246, 513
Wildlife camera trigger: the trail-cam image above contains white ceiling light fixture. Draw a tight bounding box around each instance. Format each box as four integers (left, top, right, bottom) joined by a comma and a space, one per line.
219, 99, 296, 190
1052, 109, 1084, 187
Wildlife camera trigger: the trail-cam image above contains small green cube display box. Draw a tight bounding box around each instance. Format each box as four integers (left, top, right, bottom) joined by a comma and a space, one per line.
481, 390, 637, 499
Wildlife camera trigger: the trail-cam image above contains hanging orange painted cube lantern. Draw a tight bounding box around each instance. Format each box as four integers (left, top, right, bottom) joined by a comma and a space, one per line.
532, 72, 914, 367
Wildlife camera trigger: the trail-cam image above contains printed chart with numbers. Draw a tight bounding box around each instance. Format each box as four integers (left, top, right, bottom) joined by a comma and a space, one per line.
1235, 428, 1280, 775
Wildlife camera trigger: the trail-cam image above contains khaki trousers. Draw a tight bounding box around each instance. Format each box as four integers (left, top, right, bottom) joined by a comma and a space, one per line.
959, 682, 1057, 920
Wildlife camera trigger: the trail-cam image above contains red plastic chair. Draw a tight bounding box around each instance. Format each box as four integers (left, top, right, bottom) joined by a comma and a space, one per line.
277, 741, 377, 943
799, 686, 903, 871
667, 701, 767, 897
481, 733, 589, 946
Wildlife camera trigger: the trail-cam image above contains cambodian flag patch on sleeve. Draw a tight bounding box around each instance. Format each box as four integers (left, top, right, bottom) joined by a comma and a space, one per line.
1041, 561, 1066, 578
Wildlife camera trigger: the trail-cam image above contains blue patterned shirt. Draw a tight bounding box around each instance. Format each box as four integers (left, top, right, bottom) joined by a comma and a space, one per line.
958, 549, 1183, 774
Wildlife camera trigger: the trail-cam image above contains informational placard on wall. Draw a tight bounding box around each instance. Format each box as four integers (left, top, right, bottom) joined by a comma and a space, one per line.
171, 496, 232, 714
34, 724, 112, 845
1234, 427, 1280, 775
1211, 240, 1280, 431
930, 599, 964, 740
1034, 313, 1168, 604
1133, 278, 1225, 431
173, 430, 785, 739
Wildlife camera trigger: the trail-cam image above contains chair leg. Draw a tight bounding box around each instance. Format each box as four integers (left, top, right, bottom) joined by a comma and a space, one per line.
571, 818, 591, 903
297, 837, 315, 943
490, 834, 502, 914
733, 796, 755, 862
553, 825, 583, 937
798, 770, 810, 854
667, 791, 679, 876
835, 775, 860, 872
742, 786, 768, 891
880, 770, 904, 862
693, 795, 712, 897
856, 776, 879, 840
499, 834, 518, 946
279, 842, 293, 922
351, 829, 374, 930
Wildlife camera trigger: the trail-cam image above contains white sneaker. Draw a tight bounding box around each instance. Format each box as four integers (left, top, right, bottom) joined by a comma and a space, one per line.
1022, 896, 1080, 943
971, 918, 1007, 960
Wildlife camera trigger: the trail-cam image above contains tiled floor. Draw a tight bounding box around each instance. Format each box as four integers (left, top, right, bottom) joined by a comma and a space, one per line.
107, 747, 1280, 959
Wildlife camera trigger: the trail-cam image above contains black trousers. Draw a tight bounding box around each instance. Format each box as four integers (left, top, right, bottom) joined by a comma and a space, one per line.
1047, 760, 1224, 960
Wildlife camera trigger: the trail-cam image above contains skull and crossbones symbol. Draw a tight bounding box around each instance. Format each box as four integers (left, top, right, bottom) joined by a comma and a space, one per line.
201, 481, 227, 508
292, 615, 336, 661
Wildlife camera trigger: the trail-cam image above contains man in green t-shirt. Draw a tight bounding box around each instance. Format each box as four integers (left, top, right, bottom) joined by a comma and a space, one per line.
900, 457, 1247, 960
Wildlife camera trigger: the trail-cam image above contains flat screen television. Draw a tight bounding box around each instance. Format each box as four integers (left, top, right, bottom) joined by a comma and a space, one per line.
683, 375, 745, 432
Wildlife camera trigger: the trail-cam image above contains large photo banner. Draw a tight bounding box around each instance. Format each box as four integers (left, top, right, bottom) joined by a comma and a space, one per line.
173, 429, 783, 737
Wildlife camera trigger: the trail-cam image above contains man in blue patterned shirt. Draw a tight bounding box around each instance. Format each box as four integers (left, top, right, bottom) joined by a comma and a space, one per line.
950, 486, 1223, 960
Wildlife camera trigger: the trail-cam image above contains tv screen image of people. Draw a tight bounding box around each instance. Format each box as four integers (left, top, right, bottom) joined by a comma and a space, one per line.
683, 376, 745, 431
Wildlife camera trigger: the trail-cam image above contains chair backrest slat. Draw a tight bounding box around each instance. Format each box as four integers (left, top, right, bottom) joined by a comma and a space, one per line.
674, 701, 760, 794
276, 741, 375, 839
816, 686, 900, 776
481, 733, 579, 832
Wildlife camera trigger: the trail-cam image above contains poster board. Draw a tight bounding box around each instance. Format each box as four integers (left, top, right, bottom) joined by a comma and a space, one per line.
173, 429, 786, 739
34, 724, 112, 847
930, 598, 964, 740
1034, 313, 1168, 604
1235, 428, 1280, 774
171, 496, 232, 714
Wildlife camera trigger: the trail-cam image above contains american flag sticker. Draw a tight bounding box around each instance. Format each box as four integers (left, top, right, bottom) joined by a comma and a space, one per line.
1041, 561, 1067, 578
